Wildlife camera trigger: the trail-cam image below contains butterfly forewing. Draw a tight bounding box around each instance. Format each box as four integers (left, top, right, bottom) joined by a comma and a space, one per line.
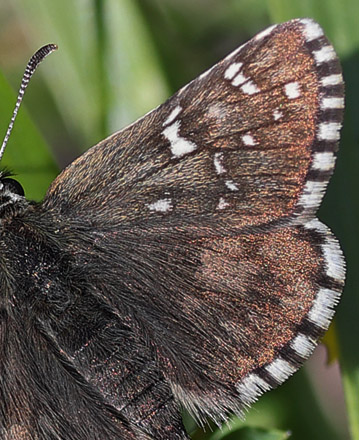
44, 19, 343, 232
5, 18, 344, 439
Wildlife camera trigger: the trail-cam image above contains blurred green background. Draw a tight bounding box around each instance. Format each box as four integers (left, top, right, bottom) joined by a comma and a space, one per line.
0, 1, 358, 439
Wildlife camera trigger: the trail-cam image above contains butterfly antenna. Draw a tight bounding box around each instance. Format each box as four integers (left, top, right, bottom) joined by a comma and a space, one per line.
0, 43, 58, 162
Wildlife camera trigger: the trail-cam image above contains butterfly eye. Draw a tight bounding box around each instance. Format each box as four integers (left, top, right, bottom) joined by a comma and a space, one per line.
1, 178, 25, 196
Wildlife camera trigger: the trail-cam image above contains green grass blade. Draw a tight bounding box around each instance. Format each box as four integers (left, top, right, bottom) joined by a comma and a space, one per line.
10, 0, 170, 151
11, 0, 104, 148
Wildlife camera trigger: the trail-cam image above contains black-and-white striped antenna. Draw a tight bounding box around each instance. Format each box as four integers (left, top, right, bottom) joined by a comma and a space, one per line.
0, 43, 58, 162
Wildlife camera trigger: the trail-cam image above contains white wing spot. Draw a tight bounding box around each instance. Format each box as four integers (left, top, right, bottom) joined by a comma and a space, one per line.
320, 74, 343, 87
273, 109, 283, 120
301, 19, 324, 42
241, 80, 260, 95
147, 198, 173, 213
163, 121, 197, 158
225, 180, 238, 191
304, 218, 327, 233
298, 180, 327, 210
214, 152, 226, 174
313, 46, 336, 64
236, 374, 270, 405
163, 105, 182, 126
290, 333, 316, 358
320, 97, 344, 110
242, 134, 256, 146
317, 122, 341, 141
322, 242, 346, 280
265, 358, 296, 383
308, 287, 340, 329
224, 62, 243, 80
217, 197, 229, 210
232, 73, 248, 87
312, 151, 335, 172
285, 82, 301, 99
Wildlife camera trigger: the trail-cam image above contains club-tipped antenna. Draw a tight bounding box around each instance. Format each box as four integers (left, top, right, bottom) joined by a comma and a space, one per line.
0, 43, 58, 162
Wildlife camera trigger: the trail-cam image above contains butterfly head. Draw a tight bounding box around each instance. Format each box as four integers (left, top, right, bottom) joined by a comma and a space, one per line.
0, 171, 27, 218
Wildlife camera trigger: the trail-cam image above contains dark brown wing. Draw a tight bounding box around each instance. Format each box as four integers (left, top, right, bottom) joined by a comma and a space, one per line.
28, 18, 345, 436
45, 219, 342, 424
43, 19, 343, 231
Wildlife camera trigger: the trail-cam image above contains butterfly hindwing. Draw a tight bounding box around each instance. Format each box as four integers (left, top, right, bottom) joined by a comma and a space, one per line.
51, 219, 342, 424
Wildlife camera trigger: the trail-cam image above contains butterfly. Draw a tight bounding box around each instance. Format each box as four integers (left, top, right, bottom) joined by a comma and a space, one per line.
0, 18, 345, 439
